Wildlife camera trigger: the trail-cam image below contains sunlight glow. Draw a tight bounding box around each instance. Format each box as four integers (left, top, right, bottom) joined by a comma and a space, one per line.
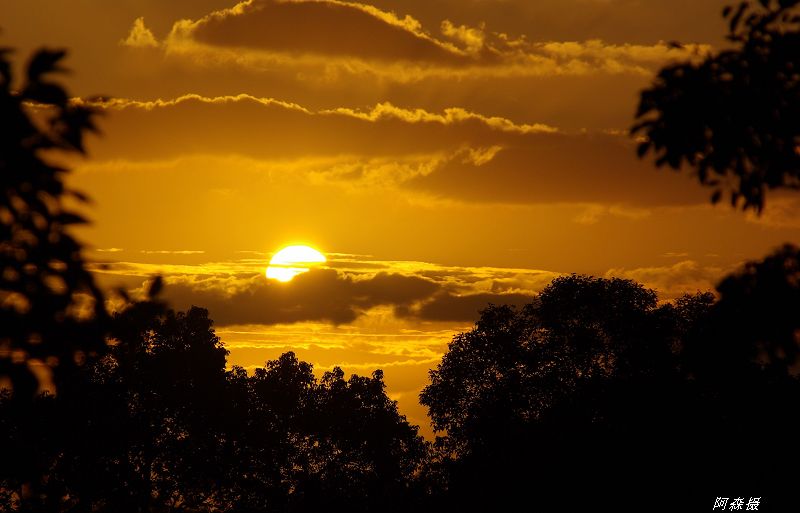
266, 245, 326, 282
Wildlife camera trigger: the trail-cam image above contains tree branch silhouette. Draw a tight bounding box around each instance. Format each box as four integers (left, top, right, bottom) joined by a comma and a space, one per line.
633, 0, 800, 212
0, 47, 107, 400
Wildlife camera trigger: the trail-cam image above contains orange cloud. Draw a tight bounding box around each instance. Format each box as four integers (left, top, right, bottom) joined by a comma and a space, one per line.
91, 250, 562, 325
144, 0, 710, 82
76, 94, 707, 208
72, 93, 709, 208
150, 269, 438, 325
399, 291, 534, 322
404, 136, 710, 207
604, 260, 729, 299
181, 0, 467, 62
120, 17, 160, 48
81, 94, 554, 133
322, 102, 556, 134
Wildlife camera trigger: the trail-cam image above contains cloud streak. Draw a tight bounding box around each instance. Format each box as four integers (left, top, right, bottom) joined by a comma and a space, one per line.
77, 94, 707, 208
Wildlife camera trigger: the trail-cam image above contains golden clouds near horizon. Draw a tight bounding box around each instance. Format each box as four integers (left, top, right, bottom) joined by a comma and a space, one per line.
266, 245, 327, 282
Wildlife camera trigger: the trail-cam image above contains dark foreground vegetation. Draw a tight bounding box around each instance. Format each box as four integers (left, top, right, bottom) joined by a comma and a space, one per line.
3, 264, 800, 512
3, 1, 800, 511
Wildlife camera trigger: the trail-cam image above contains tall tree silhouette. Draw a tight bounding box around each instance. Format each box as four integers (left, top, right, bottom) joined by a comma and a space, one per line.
0, 47, 106, 399
633, 0, 800, 212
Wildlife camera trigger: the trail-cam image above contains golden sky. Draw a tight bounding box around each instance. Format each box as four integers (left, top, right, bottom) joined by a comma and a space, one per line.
5, 0, 800, 436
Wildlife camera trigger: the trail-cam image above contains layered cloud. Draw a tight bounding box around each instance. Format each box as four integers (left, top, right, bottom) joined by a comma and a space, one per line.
76, 93, 707, 208
4, 0, 725, 133
160, 269, 438, 324
94, 246, 735, 328
92, 252, 556, 325
132, 0, 711, 82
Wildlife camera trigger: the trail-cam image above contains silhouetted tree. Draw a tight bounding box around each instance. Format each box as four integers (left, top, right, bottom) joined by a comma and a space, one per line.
226, 353, 427, 513
633, 0, 800, 212
0, 47, 106, 399
1, 297, 427, 512
420, 276, 678, 510
0, 292, 228, 512
421, 276, 668, 459
106, 301, 231, 512
421, 274, 800, 511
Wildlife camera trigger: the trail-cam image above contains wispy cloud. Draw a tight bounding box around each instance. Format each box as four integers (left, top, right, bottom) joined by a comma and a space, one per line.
140, 250, 206, 255
604, 260, 729, 299
120, 17, 159, 48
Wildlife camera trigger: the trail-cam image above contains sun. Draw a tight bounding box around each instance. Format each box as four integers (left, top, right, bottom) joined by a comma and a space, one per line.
266, 245, 326, 282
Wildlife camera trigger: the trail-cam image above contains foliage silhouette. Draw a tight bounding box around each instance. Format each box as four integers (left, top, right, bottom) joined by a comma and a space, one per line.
633, 0, 800, 212
0, 300, 427, 512
420, 273, 800, 511
0, 47, 106, 399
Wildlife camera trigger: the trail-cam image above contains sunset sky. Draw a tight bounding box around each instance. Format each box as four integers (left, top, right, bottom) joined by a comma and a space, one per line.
6, 0, 800, 436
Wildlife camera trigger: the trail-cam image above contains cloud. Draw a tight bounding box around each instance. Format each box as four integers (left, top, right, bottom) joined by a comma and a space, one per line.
604, 260, 728, 299
440, 20, 486, 55
140, 250, 206, 255
179, 0, 466, 63
159, 269, 439, 325
94, 251, 561, 325
145, 0, 710, 82
80, 93, 310, 113
404, 136, 710, 206
320, 102, 556, 134
744, 196, 800, 230
355, 0, 727, 46
77, 94, 707, 208
121, 17, 159, 48
82, 93, 555, 135
401, 291, 534, 322
572, 204, 652, 225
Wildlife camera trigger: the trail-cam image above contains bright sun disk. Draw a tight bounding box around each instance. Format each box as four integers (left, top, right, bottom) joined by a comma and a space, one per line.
266, 245, 326, 282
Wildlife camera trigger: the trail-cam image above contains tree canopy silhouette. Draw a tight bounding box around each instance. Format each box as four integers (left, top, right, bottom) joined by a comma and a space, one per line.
633, 0, 800, 212
0, 301, 428, 512
420, 272, 800, 511
0, 47, 106, 399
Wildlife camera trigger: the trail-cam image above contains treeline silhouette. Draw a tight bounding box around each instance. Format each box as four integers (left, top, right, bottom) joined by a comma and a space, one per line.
422, 269, 800, 511
3, 264, 800, 511
2, 297, 427, 512
3, 1, 800, 511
